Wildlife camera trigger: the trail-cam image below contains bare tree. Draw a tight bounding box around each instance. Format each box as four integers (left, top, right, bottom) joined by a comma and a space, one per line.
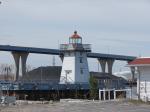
0, 64, 15, 81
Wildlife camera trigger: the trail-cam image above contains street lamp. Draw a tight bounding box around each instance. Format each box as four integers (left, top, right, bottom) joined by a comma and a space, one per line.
40, 67, 43, 83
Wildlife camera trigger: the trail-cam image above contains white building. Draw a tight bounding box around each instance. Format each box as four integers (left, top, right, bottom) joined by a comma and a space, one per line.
128, 57, 150, 101
59, 31, 91, 84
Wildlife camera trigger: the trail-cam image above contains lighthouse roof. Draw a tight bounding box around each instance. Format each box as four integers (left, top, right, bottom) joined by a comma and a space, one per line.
70, 31, 81, 39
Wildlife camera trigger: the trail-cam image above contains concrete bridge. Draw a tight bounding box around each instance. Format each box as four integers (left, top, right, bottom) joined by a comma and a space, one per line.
0, 45, 136, 81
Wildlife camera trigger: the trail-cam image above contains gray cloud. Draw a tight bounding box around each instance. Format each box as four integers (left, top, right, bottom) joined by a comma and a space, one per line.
0, 0, 150, 72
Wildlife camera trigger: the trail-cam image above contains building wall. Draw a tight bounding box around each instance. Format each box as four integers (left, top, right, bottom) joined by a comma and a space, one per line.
75, 52, 89, 83
60, 56, 75, 83
60, 51, 89, 84
138, 66, 150, 101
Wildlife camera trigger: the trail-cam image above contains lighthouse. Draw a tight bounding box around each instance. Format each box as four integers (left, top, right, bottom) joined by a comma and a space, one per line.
60, 31, 91, 84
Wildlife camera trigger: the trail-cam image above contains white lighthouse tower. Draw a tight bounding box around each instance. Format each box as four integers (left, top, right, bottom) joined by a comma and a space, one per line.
60, 31, 91, 84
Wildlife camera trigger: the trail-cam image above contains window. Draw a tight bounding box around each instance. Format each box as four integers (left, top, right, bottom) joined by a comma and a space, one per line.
80, 68, 83, 74
80, 57, 83, 63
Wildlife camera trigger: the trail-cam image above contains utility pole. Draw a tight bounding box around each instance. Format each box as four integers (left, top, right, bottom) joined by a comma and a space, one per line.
137, 67, 141, 100
97, 60, 100, 72
52, 56, 56, 66
40, 67, 43, 83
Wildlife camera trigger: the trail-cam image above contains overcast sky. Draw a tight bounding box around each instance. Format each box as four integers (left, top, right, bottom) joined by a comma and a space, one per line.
0, 0, 150, 72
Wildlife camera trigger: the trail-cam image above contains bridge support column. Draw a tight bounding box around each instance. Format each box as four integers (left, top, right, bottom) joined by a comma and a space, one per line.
12, 52, 29, 81
59, 55, 64, 62
98, 59, 107, 73
107, 59, 114, 74
12, 52, 20, 81
20, 53, 29, 77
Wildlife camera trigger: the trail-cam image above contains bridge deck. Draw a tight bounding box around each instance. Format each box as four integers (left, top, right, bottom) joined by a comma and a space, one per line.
87, 53, 136, 61
0, 45, 136, 61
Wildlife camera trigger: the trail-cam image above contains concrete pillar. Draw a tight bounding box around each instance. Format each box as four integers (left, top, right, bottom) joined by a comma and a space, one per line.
103, 90, 106, 100
99, 90, 101, 100
98, 59, 107, 73
130, 89, 132, 99
12, 52, 20, 81
114, 90, 116, 99
107, 59, 114, 74
108, 90, 111, 100
20, 53, 29, 77
137, 67, 141, 100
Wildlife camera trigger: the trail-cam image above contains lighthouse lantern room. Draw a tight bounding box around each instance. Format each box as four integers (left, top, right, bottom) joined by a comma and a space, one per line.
60, 31, 91, 84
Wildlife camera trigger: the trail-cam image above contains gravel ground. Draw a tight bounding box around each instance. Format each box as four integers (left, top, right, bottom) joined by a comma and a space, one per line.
0, 100, 150, 112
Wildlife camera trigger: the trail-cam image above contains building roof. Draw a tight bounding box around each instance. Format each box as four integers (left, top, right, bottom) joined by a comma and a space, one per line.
128, 57, 150, 66
21, 66, 62, 82
70, 31, 81, 39
90, 72, 124, 80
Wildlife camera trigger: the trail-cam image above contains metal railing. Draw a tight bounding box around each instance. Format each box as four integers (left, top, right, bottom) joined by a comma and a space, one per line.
60, 44, 91, 51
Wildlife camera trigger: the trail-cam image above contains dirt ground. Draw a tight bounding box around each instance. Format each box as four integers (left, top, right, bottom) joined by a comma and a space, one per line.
0, 100, 150, 112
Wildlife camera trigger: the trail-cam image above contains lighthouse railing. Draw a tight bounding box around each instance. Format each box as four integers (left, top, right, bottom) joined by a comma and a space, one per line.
60, 44, 91, 51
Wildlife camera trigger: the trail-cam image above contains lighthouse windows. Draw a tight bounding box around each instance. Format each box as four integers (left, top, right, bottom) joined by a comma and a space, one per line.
80, 68, 84, 74
79, 57, 83, 63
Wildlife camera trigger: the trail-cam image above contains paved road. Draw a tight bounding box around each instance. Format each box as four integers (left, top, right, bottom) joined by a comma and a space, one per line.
0, 100, 150, 112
